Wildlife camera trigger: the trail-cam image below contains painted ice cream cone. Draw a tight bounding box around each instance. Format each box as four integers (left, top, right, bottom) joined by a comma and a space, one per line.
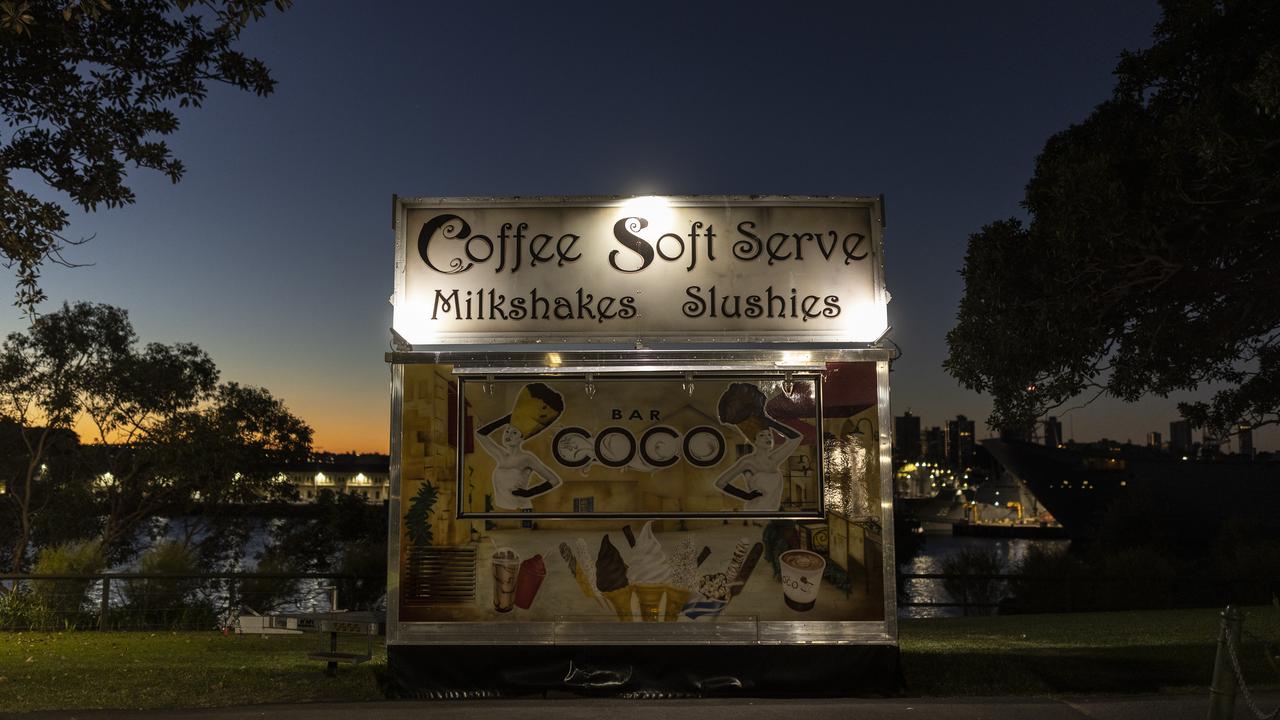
595, 535, 630, 620
667, 537, 698, 622
559, 542, 597, 599
725, 538, 752, 581
683, 571, 732, 621
572, 568, 595, 598
730, 543, 765, 598
662, 585, 690, 622
634, 584, 666, 622
603, 586, 633, 621
626, 521, 671, 585
624, 522, 672, 622
576, 538, 598, 593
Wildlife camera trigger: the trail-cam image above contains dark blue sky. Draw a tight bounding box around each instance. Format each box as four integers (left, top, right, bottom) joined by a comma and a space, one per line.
11, 1, 1266, 452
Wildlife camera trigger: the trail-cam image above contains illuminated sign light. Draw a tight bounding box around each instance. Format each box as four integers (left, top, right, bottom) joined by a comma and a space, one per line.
392, 196, 888, 346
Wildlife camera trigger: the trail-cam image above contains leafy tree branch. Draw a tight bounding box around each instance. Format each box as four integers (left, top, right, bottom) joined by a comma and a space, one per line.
946, 0, 1280, 441
0, 0, 290, 310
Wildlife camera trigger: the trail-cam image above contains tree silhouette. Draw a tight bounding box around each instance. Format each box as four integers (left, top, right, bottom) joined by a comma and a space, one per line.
0, 301, 311, 570
0, 0, 290, 309
946, 0, 1280, 439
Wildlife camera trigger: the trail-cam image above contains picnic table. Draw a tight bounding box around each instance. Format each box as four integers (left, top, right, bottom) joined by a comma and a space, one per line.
251, 610, 385, 675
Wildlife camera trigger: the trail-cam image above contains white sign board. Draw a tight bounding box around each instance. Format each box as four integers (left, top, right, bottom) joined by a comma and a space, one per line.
392, 196, 887, 345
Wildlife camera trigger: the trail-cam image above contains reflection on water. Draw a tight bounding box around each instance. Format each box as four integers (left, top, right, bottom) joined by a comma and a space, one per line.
898, 536, 1070, 618
89, 518, 348, 615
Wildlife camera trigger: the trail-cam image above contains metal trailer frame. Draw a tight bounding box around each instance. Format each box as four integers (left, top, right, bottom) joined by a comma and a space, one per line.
384, 346, 897, 648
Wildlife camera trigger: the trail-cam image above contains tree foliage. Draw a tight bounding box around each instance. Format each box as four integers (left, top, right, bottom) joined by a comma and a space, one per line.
250, 489, 386, 609
0, 301, 312, 570
0, 0, 289, 309
946, 0, 1280, 439
29, 538, 104, 614
147, 381, 312, 568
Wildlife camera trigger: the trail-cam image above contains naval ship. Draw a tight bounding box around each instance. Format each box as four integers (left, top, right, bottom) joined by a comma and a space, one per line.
983, 439, 1280, 542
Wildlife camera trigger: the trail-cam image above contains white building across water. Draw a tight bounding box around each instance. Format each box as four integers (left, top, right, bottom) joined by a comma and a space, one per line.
281, 453, 390, 504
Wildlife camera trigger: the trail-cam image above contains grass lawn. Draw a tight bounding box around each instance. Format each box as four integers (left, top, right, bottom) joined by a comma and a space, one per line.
0, 631, 386, 713
0, 606, 1277, 712
899, 605, 1280, 695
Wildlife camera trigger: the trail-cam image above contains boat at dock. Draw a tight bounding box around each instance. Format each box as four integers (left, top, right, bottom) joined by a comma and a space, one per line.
894, 461, 1063, 538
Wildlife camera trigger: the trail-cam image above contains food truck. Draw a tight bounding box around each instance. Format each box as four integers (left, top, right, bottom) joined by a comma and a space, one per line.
386, 196, 898, 696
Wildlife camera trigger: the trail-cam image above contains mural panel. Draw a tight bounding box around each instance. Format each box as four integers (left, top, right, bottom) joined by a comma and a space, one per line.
455, 374, 824, 518
396, 361, 884, 624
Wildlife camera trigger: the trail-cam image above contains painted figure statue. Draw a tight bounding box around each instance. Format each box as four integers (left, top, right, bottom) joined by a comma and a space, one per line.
713, 382, 803, 511
476, 383, 566, 510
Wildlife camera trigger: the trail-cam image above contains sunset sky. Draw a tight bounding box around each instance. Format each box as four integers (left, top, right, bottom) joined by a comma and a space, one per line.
7, 1, 1272, 453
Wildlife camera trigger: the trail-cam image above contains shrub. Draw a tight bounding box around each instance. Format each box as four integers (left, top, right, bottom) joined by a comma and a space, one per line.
1007, 543, 1088, 613
123, 541, 216, 629
1206, 537, 1280, 607
1095, 547, 1176, 610
0, 587, 57, 630
237, 552, 302, 614
941, 547, 1004, 615
30, 540, 105, 621
336, 540, 387, 611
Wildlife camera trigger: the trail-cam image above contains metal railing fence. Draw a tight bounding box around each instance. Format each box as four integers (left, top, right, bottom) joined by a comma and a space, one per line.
0, 572, 385, 631
4, 570, 1274, 628
899, 572, 1280, 615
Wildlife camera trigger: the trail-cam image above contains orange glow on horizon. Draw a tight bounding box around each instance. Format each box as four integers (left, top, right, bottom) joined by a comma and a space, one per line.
59, 406, 391, 456
300, 404, 390, 455
312, 425, 390, 455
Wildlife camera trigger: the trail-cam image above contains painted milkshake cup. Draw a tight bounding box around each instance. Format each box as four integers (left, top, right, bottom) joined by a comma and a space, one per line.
779, 549, 825, 612
514, 554, 547, 610
491, 548, 520, 613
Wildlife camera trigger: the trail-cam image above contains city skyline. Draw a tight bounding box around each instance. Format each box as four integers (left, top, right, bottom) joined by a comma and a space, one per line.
4, 1, 1274, 453
893, 409, 1265, 458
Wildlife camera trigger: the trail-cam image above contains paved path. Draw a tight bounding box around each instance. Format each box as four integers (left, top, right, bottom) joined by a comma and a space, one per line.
9, 694, 1280, 720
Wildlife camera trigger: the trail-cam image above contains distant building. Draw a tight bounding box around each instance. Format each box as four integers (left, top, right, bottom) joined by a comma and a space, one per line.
1237, 424, 1255, 458
1169, 420, 1192, 456
282, 452, 390, 504
1147, 431, 1162, 450
894, 411, 922, 465
945, 415, 976, 470
923, 426, 946, 465
1043, 417, 1062, 448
